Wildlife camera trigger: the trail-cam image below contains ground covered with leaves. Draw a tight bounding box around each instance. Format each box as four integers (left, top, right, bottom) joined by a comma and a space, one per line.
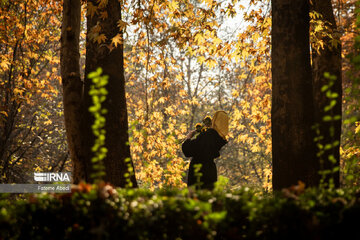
1, 182, 360, 240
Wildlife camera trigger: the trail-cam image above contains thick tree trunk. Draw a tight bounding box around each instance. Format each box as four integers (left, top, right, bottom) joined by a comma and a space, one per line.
311, 0, 342, 187
85, 0, 137, 187
60, 0, 85, 183
271, 0, 319, 190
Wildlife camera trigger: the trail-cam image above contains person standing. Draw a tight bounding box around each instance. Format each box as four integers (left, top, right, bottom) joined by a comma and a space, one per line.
182, 111, 228, 190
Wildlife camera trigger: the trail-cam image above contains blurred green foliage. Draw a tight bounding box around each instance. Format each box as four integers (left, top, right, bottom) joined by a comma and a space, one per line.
0, 183, 359, 240
88, 68, 109, 181
342, 2, 360, 187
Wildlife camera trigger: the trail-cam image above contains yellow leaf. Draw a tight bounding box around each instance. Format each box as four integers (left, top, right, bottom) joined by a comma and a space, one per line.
213, 37, 222, 45
197, 56, 206, 64
112, 33, 123, 47
251, 145, 261, 152
231, 90, 239, 97
237, 124, 245, 131
175, 73, 183, 81
242, 49, 249, 59
87, 2, 98, 18
237, 134, 248, 143
179, 89, 187, 97
0, 111, 8, 117
158, 97, 166, 104
206, 58, 217, 69
314, 24, 323, 32
355, 122, 360, 134
95, 34, 107, 44
198, 45, 207, 54
252, 32, 260, 42
203, 0, 214, 7
99, 11, 108, 20
44, 119, 52, 125
117, 20, 128, 31
169, 1, 179, 11
0, 60, 9, 71
194, 33, 205, 44
13, 88, 24, 95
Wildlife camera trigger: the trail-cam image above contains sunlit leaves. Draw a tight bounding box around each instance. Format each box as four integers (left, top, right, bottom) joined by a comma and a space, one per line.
95, 33, 107, 44
117, 20, 128, 31
168, 0, 179, 11
0, 58, 9, 71
111, 33, 122, 47
0, 0, 67, 182
78, 0, 358, 190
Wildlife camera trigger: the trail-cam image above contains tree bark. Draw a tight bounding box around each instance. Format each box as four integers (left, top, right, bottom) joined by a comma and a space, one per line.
60, 0, 85, 183
271, 0, 319, 190
85, 0, 137, 187
311, 0, 342, 188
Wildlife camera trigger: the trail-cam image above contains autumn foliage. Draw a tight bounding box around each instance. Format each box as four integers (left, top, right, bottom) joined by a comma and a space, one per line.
0, 0, 67, 183
0, 0, 359, 189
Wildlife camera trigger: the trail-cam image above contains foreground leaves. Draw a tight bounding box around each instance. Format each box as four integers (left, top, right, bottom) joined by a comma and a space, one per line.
1, 183, 360, 239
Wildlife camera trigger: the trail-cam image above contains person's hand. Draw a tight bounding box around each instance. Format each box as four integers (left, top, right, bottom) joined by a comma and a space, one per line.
186, 130, 196, 140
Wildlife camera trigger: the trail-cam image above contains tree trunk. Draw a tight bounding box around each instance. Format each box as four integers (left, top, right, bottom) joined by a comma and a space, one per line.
60, 0, 84, 183
271, 0, 319, 190
311, 0, 342, 188
84, 0, 137, 187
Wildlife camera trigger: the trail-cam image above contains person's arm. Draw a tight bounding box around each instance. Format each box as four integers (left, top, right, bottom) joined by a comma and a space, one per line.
185, 130, 196, 140
181, 130, 197, 157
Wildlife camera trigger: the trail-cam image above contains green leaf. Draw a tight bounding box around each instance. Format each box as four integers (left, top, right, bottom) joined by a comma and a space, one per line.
328, 155, 337, 164
333, 140, 340, 147
331, 93, 339, 98
333, 115, 341, 121
321, 85, 329, 92
324, 100, 337, 112
323, 115, 332, 122
324, 144, 332, 150
344, 116, 358, 124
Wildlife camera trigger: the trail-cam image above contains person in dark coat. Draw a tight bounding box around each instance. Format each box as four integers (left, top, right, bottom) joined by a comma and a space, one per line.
182, 113, 228, 190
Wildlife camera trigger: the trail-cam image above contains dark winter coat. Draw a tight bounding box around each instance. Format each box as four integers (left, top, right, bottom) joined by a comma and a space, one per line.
182, 128, 227, 189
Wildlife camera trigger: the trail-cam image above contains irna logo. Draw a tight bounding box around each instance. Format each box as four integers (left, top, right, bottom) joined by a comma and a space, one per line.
34, 172, 71, 182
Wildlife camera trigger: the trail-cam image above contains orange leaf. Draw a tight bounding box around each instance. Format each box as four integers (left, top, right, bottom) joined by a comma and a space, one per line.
87, 2, 98, 18
99, 11, 108, 20
117, 20, 128, 31
95, 34, 107, 44
112, 34, 123, 47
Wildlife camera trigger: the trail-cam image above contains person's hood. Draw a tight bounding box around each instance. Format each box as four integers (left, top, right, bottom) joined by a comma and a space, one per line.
212, 110, 229, 139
